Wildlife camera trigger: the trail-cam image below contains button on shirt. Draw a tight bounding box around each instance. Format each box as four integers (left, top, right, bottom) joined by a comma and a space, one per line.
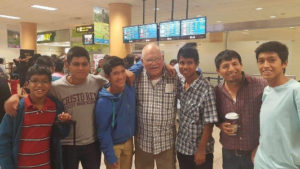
176, 73, 218, 155
215, 74, 267, 151
135, 68, 179, 154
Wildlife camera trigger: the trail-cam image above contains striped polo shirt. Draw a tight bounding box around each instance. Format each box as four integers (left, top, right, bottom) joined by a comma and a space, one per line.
17, 96, 56, 169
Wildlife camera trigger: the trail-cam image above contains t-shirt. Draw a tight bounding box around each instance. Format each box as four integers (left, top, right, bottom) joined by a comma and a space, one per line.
254, 79, 300, 169
49, 74, 107, 145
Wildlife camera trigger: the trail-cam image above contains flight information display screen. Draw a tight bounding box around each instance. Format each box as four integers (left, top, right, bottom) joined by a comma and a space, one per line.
139, 23, 157, 41
159, 20, 181, 40
181, 17, 206, 39
123, 26, 139, 43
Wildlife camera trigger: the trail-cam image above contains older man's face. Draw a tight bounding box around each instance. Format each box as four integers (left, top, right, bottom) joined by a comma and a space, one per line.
142, 47, 164, 80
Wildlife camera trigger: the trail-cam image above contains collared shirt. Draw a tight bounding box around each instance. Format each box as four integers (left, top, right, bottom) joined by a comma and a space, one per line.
215, 73, 267, 151
135, 68, 179, 154
176, 73, 218, 155
17, 96, 56, 169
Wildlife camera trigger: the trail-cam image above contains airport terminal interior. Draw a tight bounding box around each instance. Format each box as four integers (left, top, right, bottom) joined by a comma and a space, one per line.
1, 0, 300, 169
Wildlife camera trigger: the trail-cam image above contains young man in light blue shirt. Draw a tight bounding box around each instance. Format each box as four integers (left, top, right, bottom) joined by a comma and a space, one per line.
252, 41, 300, 169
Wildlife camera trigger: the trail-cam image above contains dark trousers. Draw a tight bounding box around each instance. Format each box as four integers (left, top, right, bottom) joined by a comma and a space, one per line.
222, 148, 253, 169
177, 152, 213, 169
62, 141, 101, 169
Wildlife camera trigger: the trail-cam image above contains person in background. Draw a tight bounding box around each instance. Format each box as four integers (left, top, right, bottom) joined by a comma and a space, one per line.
252, 41, 300, 169
0, 58, 8, 79
0, 76, 11, 122
13, 55, 33, 89
214, 50, 267, 169
169, 59, 177, 67
94, 58, 105, 76
0, 65, 71, 169
176, 47, 218, 169
124, 54, 135, 69
35, 55, 61, 81
52, 57, 65, 81
8, 73, 19, 95
95, 56, 137, 169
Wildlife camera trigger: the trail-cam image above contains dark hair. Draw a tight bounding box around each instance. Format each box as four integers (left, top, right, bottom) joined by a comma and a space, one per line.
35, 55, 54, 68
53, 58, 64, 72
103, 56, 124, 75
67, 46, 90, 64
124, 54, 135, 69
0, 58, 4, 64
182, 42, 197, 48
169, 59, 177, 65
215, 50, 242, 70
177, 47, 199, 63
255, 41, 288, 63
25, 64, 52, 82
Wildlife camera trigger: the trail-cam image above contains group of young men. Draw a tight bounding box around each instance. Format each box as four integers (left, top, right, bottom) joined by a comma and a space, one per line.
0, 41, 299, 169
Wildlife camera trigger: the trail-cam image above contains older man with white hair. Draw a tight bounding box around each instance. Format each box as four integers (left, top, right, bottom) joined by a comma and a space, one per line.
130, 43, 179, 169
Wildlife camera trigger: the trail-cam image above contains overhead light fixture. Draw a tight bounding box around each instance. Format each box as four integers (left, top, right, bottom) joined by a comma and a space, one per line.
289, 27, 295, 29
270, 15, 276, 19
256, 7, 263, 11
0, 14, 20, 20
216, 20, 222, 23
153, 8, 159, 11
244, 29, 249, 31
31, 5, 57, 11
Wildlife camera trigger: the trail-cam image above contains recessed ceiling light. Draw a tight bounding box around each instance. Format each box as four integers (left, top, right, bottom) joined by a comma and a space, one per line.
270, 16, 276, 19
153, 8, 159, 11
244, 29, 249, 31
289, 27, 295, 29
0, 14, 20, 20
217, 20, 222, 23
31, 5, 57, 11
256, 7, 263, 11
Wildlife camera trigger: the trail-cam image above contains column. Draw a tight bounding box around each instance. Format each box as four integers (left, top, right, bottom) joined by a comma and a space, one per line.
21, 22, 37, 51
109, 3, 131, 58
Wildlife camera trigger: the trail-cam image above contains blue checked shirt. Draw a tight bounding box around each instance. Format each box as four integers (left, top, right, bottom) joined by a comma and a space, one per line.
176, 73, 218, 155
135, 68, 179, 154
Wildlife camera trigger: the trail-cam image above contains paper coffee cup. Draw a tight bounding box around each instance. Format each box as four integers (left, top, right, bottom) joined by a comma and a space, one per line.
225, 112, 239, 135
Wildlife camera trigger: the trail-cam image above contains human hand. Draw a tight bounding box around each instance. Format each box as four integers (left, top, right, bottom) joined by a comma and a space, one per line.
194, 150, 206, 166
165, 63, 177, 77
220, 122, 237, 135
4, 94, 20, 117
126, 69, 135, 86
110, 162, 119, 169
58, 112, 72, 122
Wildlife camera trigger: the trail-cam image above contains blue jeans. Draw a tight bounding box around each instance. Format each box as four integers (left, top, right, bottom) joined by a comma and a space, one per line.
222, 148, 253, 169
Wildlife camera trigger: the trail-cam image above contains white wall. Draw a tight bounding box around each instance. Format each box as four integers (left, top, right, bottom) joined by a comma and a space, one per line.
0, 24, 20, 62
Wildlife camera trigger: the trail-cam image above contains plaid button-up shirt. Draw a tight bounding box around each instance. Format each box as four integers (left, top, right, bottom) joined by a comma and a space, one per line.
215, 74, 267, 151
176, 73, 218, 155
135, 68, 179, 154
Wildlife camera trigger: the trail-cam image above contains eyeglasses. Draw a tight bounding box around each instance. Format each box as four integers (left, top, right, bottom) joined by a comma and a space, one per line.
29, 80, 50, 85
144, 56, 162, 64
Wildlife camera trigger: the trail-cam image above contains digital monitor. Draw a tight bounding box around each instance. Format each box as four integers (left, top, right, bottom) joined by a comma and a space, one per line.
180, 17, 206, 39
123, 26, 139, 43
82, 34, 94, 45
159, 20, 181, 41
139, 23, 158, 42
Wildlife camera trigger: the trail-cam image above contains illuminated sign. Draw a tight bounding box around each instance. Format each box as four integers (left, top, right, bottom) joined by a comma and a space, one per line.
76, 25, 94, 33
37, 32, 56, 42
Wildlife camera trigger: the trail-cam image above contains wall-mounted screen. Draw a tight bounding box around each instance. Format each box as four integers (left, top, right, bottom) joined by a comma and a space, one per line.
180, 17, 206, 39
123, 26, 139, 43
159, 20, 181, 41
139, 23, 157, 42
82, 34, 94, 45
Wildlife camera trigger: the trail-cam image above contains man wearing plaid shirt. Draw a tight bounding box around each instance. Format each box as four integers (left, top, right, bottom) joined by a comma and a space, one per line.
132, 43, 179, 169
176, 47, 218, 169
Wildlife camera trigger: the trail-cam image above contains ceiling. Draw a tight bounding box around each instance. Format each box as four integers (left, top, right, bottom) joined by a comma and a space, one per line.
1, 0, 300, 32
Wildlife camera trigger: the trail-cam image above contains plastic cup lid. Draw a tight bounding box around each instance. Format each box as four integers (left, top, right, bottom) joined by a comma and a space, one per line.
225, 112, 239, 120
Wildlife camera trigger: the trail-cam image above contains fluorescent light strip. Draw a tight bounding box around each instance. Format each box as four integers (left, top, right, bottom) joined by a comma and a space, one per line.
31, 5, 57, 11
0, 14, 20, 20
